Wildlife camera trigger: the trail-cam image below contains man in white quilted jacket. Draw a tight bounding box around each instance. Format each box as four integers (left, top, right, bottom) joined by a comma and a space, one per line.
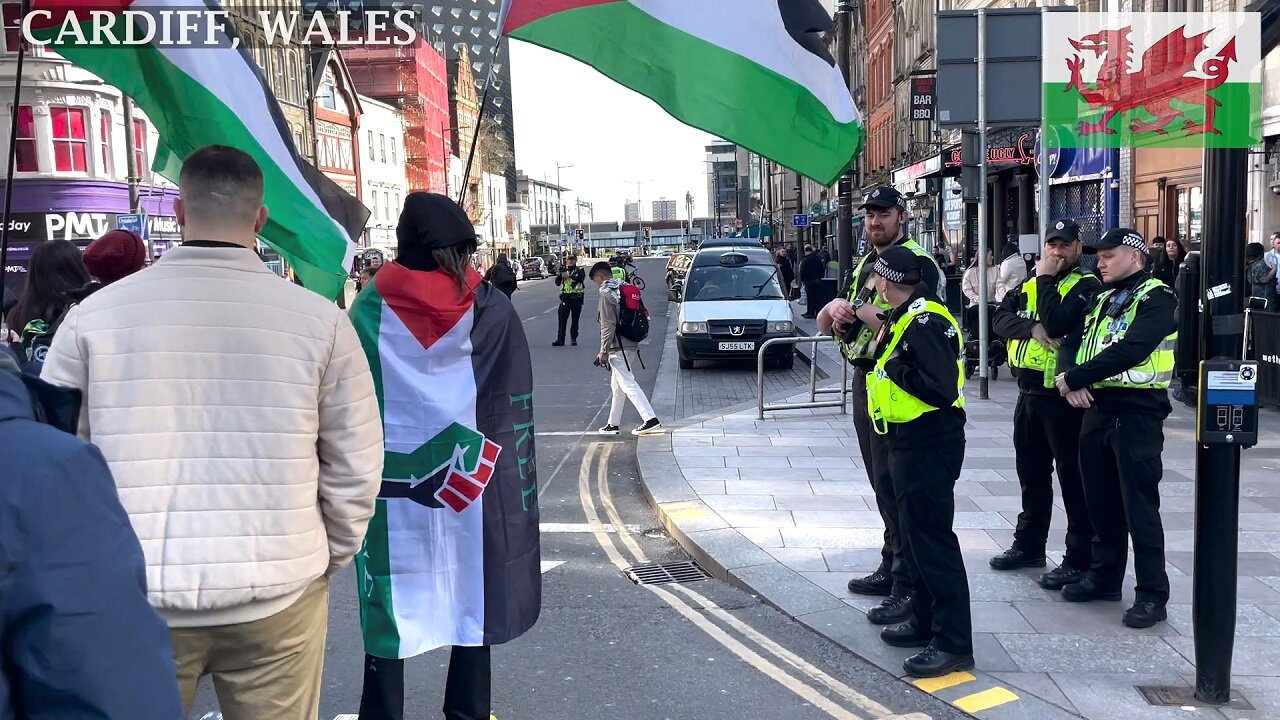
41, 145, 384, 719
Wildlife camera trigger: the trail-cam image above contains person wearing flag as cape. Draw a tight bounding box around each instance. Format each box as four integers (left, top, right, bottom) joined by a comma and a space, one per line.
349, 193, 542, 720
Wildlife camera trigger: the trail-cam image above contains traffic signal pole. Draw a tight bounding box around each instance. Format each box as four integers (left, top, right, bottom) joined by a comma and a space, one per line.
836, 0, 856, 288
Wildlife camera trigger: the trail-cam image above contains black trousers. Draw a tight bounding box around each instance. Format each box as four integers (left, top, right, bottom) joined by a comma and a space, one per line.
1012, 392, 1093, 570
555, 295, 584, 343
1078, 408, 1170, 604
804, 281, 821, 316
851, 370, 913, 597
888, 433, 972, 655
358, 647, 491, 720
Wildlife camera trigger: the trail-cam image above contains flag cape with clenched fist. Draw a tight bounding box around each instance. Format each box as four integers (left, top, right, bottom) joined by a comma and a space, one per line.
348, 261, 541, 658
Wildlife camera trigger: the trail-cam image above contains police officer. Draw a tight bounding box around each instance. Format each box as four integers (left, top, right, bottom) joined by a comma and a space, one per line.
862, 245, 973, 678
989, 219, 1100, 590
818, 186, 945, 627
1054, 228, 1177, 629
553, 254, 587, 347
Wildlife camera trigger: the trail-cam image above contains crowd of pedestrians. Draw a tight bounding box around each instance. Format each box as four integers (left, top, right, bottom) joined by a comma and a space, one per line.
2, 145, 539, 720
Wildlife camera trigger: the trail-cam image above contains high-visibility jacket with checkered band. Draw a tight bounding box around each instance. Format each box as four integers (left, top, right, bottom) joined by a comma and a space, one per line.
835, 238, 945, 361
866, 298, 966, 434
1007, 269, 1089, 389
1076, 276, 1177, 390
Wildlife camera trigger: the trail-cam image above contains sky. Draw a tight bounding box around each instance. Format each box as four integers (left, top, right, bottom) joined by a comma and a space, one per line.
507, 39, 716, 224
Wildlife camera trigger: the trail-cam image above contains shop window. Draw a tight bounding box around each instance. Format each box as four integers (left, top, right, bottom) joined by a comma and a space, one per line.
1176, 186, 1203, 247
287, 53, 299, 103
2, 2, 21, 54
274, 52, 286, 100
132, 118, 148, 180
12, 104, 34, 171
100, 110, 112, 177
51, 106, 89, 173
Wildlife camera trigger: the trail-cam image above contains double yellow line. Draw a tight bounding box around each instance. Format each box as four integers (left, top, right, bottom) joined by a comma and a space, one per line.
576, 442, 932, 720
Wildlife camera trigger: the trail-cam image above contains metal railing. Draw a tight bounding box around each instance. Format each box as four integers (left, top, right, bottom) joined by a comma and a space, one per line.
757, 336, 851, 419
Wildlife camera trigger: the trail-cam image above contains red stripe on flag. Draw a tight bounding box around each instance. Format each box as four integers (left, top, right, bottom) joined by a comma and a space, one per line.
503, 0, 622, 34
446, 471, 486, 502
374, 261, 482, 352
471, 461, 495, 486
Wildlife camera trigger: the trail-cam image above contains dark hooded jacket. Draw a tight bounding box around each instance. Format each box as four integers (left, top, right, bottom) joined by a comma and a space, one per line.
0, 353, 184, 719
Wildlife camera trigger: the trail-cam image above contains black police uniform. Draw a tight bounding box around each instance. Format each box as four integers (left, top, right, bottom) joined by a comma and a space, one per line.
989, 219, 1101, 588
865, 246, 972, 677
843, 189, 944, 627
553, 265, 587, 346
1056, 229, 1178, 628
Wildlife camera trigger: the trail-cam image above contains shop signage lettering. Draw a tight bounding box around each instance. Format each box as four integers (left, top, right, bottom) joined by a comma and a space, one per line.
943, 128, 1038, 168
910, 76, 935, 122
46, 212, 114, 242
3, 219, 32, 234
149, 215, 180, 236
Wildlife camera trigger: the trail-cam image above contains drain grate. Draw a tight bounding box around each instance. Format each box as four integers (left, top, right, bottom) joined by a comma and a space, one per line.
624, 560, 712, 586
1137, 685, 1254, 710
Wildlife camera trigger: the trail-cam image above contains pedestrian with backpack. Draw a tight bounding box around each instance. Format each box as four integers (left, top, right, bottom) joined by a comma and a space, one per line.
589, 261, 663, 436
484, 253, 519, 298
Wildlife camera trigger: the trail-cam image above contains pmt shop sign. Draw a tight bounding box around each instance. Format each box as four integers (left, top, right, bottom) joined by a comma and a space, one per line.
2, 212, 181, 244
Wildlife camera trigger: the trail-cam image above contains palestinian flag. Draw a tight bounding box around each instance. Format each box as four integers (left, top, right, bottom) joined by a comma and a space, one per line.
1042, 12, 1262, 149
502, 0, 862, 185
28, 0, 369, 300
348, 261, 541, 658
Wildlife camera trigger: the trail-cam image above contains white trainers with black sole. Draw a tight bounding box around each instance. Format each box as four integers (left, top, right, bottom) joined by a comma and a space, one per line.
598, 424, 621, 435
632, 418, 664, 436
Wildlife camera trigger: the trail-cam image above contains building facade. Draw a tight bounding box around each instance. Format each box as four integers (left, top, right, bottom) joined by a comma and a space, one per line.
357, 95, 407, 252
652, 198, 678, 221
425, 1, 518, 196
624, 201, 641, 222
314, 55, 363, 201
225, 0, 313, 161
0, 38, 180, 297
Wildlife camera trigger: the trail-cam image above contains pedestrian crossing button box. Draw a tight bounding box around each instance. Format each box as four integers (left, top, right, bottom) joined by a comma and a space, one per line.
1197, 360, 1259, 447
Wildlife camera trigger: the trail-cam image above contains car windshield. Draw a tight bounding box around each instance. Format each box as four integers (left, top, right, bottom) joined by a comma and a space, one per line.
684, 265, 784, 301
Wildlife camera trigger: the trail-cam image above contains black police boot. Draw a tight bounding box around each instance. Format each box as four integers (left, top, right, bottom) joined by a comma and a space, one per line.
867, 595, 912, 625
1123, 601, 1167, 629
903, 646, 976, 679
1039, 565, 1086, 590
1061, 579, 1122, 602
552, 340, 565, 347
572, 338, 578, 346
989, 547, 1047, 571
880, 623, 932, 648
846, 569, 892, 596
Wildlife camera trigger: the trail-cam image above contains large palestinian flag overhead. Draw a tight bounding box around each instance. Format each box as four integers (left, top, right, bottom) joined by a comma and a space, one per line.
348, 261, 540, 658
28, 0, 369, 300
502, 0, 863, 185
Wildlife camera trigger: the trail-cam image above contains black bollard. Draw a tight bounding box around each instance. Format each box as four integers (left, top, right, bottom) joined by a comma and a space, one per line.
1175, 251, 1202, 397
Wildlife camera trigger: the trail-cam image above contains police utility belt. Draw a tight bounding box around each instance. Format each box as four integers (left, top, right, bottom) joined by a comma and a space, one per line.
865, 298, 966, 435
836, 239, 943, 362
1006, 271, 1087, 389
1074, 277, 1177, 390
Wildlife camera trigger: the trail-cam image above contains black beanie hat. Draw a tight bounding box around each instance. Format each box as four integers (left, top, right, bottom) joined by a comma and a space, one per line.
396, 192, 477, 270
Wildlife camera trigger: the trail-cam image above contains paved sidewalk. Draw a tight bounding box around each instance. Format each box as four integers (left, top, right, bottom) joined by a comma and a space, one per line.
637, 316, 1280, 720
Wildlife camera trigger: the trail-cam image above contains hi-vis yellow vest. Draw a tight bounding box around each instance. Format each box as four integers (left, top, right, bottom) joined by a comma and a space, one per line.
835, 238, 944, 361
866, 298, 966, 434
1076, 277, 1177, 390
1007, 270, 1087, 389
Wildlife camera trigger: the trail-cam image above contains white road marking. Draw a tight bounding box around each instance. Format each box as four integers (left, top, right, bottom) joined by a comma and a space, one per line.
541, 560, 567, 573
540, 521, 640, 534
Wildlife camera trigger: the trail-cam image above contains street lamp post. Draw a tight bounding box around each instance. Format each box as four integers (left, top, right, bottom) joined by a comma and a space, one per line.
555, 162, 574, 245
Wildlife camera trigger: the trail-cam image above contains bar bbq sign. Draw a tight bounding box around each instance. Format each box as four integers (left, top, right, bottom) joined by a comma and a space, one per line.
910, 76, 936, 122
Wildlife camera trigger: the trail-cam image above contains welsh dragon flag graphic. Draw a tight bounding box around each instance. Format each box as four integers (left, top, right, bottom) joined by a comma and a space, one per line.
27, 0, 369, 300
1042, 12, 1262, 148
349, 262, 541, 658
501, 0, 863, 185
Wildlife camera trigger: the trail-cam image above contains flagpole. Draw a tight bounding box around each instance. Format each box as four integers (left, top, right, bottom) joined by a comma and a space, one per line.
457, 27, 506, 205
0, 0, 31, 336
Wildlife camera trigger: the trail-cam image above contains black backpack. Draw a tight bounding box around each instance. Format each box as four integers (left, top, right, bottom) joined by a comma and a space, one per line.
616, 283, 650, 342
486, 263, 517, 296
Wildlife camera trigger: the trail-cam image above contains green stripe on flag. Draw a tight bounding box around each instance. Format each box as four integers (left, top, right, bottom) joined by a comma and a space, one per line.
1043, 83, 1262, 149
348, 285, 399, 658
510, 2, 862, 185
44, 35, 355, 298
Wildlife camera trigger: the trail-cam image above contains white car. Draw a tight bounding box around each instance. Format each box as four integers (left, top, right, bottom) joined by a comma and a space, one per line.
674, 246, 795, 370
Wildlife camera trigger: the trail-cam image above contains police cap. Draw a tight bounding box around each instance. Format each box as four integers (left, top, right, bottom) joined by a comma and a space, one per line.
1085, 227, 1146, 255
859, 186, 908, 211
871, 245, 923, 285
1046, 218, 1081, 243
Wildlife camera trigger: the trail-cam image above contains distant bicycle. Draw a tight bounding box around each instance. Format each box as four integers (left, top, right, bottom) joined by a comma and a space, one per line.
626, 270, 646, 290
